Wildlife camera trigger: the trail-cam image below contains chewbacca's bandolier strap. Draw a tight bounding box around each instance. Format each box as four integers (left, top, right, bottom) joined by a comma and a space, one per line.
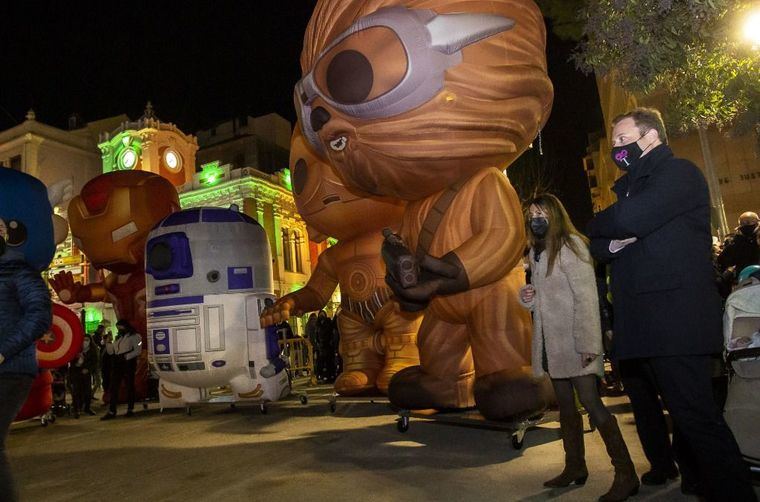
415, 178, 468, 260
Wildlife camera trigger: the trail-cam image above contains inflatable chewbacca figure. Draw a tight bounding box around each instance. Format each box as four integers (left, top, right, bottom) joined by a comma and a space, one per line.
261, 127, 421, 396
297, 0, 554, 419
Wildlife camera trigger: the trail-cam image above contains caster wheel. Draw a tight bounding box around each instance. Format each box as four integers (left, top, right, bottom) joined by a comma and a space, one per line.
260, 404, 268, 415
300, 395, 308, 405
511, 435, 524, 450
397, 416, 409, 433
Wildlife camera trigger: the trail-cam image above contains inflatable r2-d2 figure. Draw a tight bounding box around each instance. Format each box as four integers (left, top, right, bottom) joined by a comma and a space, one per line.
145, 205, 289, 410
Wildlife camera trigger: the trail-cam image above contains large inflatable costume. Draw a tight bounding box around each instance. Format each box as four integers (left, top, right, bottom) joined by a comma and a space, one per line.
298, 0, 553, 419
49, 171, 180, 400
145, 206, 289, 408
261, 127, 421, 395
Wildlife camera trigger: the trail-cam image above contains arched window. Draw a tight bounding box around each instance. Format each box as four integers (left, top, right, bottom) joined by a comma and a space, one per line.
282, 228, 293, 272
293, 230, 304, 273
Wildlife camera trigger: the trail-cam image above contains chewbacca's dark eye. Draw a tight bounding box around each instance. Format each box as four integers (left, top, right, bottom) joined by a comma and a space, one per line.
326, 50, 374, 104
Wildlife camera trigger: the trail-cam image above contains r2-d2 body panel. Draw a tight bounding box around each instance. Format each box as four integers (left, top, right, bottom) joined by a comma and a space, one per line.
145, 207, 289, 409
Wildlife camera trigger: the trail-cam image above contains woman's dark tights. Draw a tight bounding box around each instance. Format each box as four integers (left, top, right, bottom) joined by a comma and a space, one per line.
552, 374, 611, 426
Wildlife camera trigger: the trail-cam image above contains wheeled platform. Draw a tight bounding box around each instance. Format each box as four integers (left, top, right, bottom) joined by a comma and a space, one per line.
395, 409, 564, 450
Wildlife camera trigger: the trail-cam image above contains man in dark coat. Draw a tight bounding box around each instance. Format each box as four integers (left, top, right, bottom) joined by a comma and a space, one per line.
717, 211, 760, 282
588, 107, 755, 502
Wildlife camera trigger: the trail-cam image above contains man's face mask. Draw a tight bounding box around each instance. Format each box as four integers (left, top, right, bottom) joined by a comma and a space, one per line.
740, 224, 757, 237
610, 132, 648, 171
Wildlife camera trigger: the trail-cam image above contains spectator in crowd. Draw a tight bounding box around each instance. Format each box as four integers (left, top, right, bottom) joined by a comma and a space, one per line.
520, 193, 638, 501
68, 335, 98, 417
331, 315, 342, 378
315, 310, 335, 382
587, 107, 755, 501
100, 329, 114, 394
101, 319, 142, 420
0, 234, 52, 502
90, 324, 106, 393
717, 212, 760, 283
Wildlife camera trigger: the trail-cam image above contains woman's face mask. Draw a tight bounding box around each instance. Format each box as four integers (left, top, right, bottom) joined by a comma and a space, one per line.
530, 217, 549, 238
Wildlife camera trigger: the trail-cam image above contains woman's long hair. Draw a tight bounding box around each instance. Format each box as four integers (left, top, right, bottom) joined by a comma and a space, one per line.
525, 193, 590, 276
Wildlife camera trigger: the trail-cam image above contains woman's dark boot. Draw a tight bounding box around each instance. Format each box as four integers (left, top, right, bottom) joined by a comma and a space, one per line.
544, 411, 589, 487
597, 416, 640, 501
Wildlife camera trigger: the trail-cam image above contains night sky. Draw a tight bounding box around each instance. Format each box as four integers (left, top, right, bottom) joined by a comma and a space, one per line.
0, 2, 601, 225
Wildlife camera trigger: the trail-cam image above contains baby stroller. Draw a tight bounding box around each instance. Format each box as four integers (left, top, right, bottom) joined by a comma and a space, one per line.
722, 272, 760, 475
14, 370, 55, 426
50, 367, 70, 417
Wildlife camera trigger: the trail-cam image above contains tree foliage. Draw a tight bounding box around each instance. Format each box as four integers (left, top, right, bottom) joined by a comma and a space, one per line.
545, 0, 759, 136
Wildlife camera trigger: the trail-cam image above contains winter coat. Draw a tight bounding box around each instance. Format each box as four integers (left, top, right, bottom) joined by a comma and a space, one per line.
520, 235, 604, 379
106, 331, 142, 361
587, 144, 723, 359
69, 341, 99, 374
717, 230, 759, 279
0, 260, 52, 377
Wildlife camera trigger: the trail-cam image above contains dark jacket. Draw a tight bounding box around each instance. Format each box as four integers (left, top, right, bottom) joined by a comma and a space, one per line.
587, 144, 723, 360
0, 260, 52, 376
717, 230, 759, 279
70, 340, 99, 374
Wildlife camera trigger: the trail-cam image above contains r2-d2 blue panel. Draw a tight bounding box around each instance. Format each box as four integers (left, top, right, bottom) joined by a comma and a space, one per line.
145, 206, 289, 408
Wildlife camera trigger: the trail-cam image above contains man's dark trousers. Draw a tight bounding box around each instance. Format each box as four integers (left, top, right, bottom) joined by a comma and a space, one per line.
108, 356, 136, 414
621, 355, 755, 501
0, 374, 33, 502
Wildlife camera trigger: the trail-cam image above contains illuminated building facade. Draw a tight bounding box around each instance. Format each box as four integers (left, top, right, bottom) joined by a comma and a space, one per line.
98, 103, 198, 187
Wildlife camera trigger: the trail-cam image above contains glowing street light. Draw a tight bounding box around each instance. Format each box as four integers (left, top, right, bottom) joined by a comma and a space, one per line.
743, 9, 760, 46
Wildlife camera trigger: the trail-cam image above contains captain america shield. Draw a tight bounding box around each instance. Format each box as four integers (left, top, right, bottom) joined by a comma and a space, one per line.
36, 303, 85, 369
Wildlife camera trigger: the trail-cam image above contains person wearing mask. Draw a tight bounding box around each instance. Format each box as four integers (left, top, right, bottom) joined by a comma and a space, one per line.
68, 335, 98, 417
101, 319, 142, 420
587, 107, 755, 501
717, 212, 760, 282
519, 194, 638, 502
1, 169, 59, 501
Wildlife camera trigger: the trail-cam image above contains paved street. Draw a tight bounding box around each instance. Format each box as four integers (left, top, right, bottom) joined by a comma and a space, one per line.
7, 384, 758, 502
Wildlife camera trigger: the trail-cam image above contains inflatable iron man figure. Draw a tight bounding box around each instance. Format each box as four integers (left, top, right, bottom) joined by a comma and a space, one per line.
50, 171, 180, 399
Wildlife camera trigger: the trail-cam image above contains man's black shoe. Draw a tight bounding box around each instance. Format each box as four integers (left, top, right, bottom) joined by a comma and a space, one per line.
641, 466, 679, 485
124, 410, 134, 418
100, 412, 116, 421
681, 480, 704, 497
84, 409, 96, 416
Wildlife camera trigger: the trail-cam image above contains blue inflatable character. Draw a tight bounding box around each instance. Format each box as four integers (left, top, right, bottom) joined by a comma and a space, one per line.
0, 169, 67, 500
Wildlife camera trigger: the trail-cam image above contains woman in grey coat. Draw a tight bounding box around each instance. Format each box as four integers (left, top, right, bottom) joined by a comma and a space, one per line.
519, 194, 638, 502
